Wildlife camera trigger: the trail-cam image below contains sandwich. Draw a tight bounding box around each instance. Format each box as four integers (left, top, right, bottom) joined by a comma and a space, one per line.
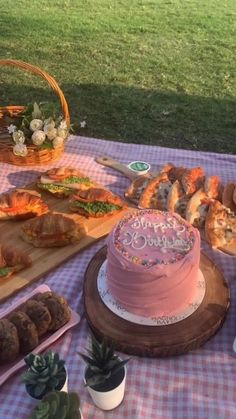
37, 167, 95, 198
0, 190, 48, 220
0, 244, 32, 279
21, 212, 87, 247
69, 188, 125, 217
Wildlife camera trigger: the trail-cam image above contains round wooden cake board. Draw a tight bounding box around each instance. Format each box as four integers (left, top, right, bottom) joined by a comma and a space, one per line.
83, 246, 230, 357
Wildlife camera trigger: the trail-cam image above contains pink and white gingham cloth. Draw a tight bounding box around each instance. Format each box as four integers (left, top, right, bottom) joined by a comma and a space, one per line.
0, 136, 235, 419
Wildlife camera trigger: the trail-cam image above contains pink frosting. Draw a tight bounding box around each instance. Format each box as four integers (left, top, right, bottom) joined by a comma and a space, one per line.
106, 209, 201, 317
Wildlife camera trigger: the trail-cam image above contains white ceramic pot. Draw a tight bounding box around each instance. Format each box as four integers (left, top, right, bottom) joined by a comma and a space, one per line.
85, 366, 126, 410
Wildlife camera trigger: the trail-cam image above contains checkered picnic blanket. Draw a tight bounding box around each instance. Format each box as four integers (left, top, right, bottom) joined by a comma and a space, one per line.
0, 136, 235, 419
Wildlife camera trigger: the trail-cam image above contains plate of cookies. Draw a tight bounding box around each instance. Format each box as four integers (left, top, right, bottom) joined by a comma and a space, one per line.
0, 284, 80, 386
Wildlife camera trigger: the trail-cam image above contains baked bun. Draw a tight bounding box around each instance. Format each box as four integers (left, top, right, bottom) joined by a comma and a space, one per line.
0, 190, 48, 220
222, 182, 236, 213
138, 173, 172, 210
34, 292, 71, 331
38, 166, 94, 198
0, 319, 20, 362
0, 244, 32, 279
7, 311, 38, 353
69, 188, 125, 217
24, 299, 52, 337
205, 200, 236, 248
125, 175, 150, 204
21, 212, 87, 247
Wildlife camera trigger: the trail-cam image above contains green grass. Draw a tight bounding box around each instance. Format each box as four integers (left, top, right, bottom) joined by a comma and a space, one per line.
0, 0, 236, 153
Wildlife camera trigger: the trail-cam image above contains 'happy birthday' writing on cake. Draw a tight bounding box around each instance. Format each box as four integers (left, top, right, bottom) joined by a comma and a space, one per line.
130, 216, 186, 235
122, 231, 191, 251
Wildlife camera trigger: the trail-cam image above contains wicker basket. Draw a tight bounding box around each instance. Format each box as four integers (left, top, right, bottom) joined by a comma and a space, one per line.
0, 59, 70, 166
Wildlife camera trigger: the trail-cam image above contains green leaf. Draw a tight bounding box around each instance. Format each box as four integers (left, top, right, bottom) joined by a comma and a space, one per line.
39, 140, 54, 150
0, 267, 11, 277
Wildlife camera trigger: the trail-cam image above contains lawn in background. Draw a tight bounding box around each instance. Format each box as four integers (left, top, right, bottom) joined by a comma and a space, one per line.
0, 0, 236, 154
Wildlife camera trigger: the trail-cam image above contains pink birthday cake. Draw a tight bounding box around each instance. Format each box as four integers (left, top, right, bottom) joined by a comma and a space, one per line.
106, 209, 201, 317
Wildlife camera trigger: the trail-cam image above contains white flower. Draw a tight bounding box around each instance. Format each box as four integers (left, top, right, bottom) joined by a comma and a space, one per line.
12, 130, 25, 144
7, 124, 17, 134
31, 130, 46, 146
44, 123, 56, 133
30, 119, 43, 132
57, 127, 68, 139
45, 128, 57, 141
13, 143, 28, 157
59, 120, 68, 130
44, 118, 55, 127
53, 136, 64, 148
80, 120, 87, 128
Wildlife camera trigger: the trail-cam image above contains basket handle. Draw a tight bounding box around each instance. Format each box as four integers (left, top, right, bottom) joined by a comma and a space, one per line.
0, 59, 70, 125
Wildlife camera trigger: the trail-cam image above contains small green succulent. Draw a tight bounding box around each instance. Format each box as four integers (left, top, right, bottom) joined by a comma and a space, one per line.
29, 391, 81, 419
78, 334, 130, 388
22, 351, 66, 399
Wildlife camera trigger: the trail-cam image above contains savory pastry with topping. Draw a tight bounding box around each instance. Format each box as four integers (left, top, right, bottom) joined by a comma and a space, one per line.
33, 292, 71, 331
21, 212, 87, 247
69, 188, 125, 217
7, 311, 39, 353
0, 319, 20, 362
222, 182, 236, 214
138, 173, 172, 211
181, 166, 205, 196
125, 175, 151, 204
205, 200, 236, 248
0, 244, 32, 279
167, 180, 189, 218
37, 166, 94, 198
0, 190, 48, 220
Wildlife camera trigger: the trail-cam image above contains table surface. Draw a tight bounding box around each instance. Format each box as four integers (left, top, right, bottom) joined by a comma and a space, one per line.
0, 136, 235, 419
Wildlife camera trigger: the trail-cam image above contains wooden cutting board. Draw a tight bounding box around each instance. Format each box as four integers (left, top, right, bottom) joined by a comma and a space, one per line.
0, 184, 132, 303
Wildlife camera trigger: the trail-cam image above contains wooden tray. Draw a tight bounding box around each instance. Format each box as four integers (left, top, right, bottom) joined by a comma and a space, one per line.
0, 184, 132, 303
84, 246, 230, 357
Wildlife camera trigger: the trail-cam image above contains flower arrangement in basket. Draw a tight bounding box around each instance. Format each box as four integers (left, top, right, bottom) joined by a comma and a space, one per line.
7, 102, 70, 158
0, 59, 70, 166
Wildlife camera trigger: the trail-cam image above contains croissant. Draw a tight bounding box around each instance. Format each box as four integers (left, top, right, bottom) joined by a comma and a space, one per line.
0, 190, 48, 220
0, 244, 32, 279
38, 166, 94, 198
124, 175, 150, 205
69, 188, 125, 217
21, 212, 87, 247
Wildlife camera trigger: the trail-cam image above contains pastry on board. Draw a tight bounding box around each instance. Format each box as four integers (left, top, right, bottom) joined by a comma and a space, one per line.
185, 188, 211, 228
222, 182, 236, 214
0, 319, 20, 362
124, 175, 151, 204
33, 292, 71, 332
24, 299, 52, 337
7, 311, 39, 353
167, 180, 189, 218
0, 244, 32, 279
21, 212, 87, 247
69, 187, 126, 217
37, 166, 95, 198
0, 190, 48, 220
204, 176, 223, 200
138, 173, 172, 211
205, 200, 236, 248
181, 166, 205, 196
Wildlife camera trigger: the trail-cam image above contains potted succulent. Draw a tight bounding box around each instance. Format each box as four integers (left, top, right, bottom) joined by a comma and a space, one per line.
29, 390, 82, 419
22, 351, 68, 400
79, 333, 130, 410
